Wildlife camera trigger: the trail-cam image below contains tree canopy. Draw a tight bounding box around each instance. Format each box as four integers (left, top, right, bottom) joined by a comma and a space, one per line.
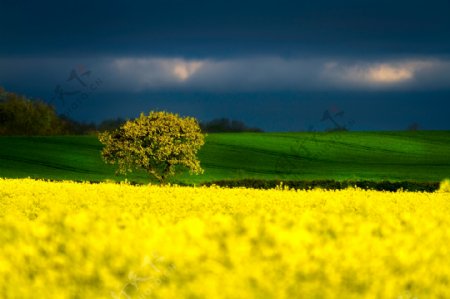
99, 111, 205, 184
0, 88, 63, 135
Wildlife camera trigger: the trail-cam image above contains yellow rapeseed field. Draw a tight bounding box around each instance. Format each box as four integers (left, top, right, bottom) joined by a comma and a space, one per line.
1, 179, 449, 299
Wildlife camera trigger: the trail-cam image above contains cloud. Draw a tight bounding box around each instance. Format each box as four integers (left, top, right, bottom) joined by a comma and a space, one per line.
104, 56, 450, 91
1, 56, 450, 92
322, 60, 439, 88
107, 58, 205, 91
172, 61, 203, 81
366, 64, 413, 83
352, 64, 414, 83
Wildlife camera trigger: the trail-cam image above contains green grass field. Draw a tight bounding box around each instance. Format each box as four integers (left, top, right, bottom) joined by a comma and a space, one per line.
1, 131, 449, 184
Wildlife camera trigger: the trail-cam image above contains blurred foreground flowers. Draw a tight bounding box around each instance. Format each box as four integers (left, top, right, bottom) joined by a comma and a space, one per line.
0, 178, 449, 298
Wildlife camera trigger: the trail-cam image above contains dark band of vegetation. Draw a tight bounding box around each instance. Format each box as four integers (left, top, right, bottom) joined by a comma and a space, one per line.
0, 88, 262, 135
201, 179, 440, 192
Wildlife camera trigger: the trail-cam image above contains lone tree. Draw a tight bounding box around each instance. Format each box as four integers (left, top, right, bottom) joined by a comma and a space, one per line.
99, 111, 205, 184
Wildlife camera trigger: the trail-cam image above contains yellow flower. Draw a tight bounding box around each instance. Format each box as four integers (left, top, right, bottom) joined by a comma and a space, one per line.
0, 178, 449, 298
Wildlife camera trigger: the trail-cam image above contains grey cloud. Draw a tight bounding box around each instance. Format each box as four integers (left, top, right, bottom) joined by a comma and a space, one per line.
104, 56, 450, 91
2, 56, 450, 93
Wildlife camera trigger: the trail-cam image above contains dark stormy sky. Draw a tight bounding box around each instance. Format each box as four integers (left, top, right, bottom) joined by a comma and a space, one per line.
1, 0, 450, 131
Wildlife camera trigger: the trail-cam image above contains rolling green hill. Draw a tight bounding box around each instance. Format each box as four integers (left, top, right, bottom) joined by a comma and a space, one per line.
1, 131, 449, 184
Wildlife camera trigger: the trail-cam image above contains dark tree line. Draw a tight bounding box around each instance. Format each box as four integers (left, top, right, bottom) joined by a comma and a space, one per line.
0, 87, 65, 135
0, 88, 127, 135
96, 117, 264, 134
200, 118, 263, 133
1, 88, 262, 135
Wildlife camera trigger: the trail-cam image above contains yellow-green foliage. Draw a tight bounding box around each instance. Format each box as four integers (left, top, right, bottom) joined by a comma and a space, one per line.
99, 111, 205, 183
1, 179, 450, 298
439, 179, 450, 192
